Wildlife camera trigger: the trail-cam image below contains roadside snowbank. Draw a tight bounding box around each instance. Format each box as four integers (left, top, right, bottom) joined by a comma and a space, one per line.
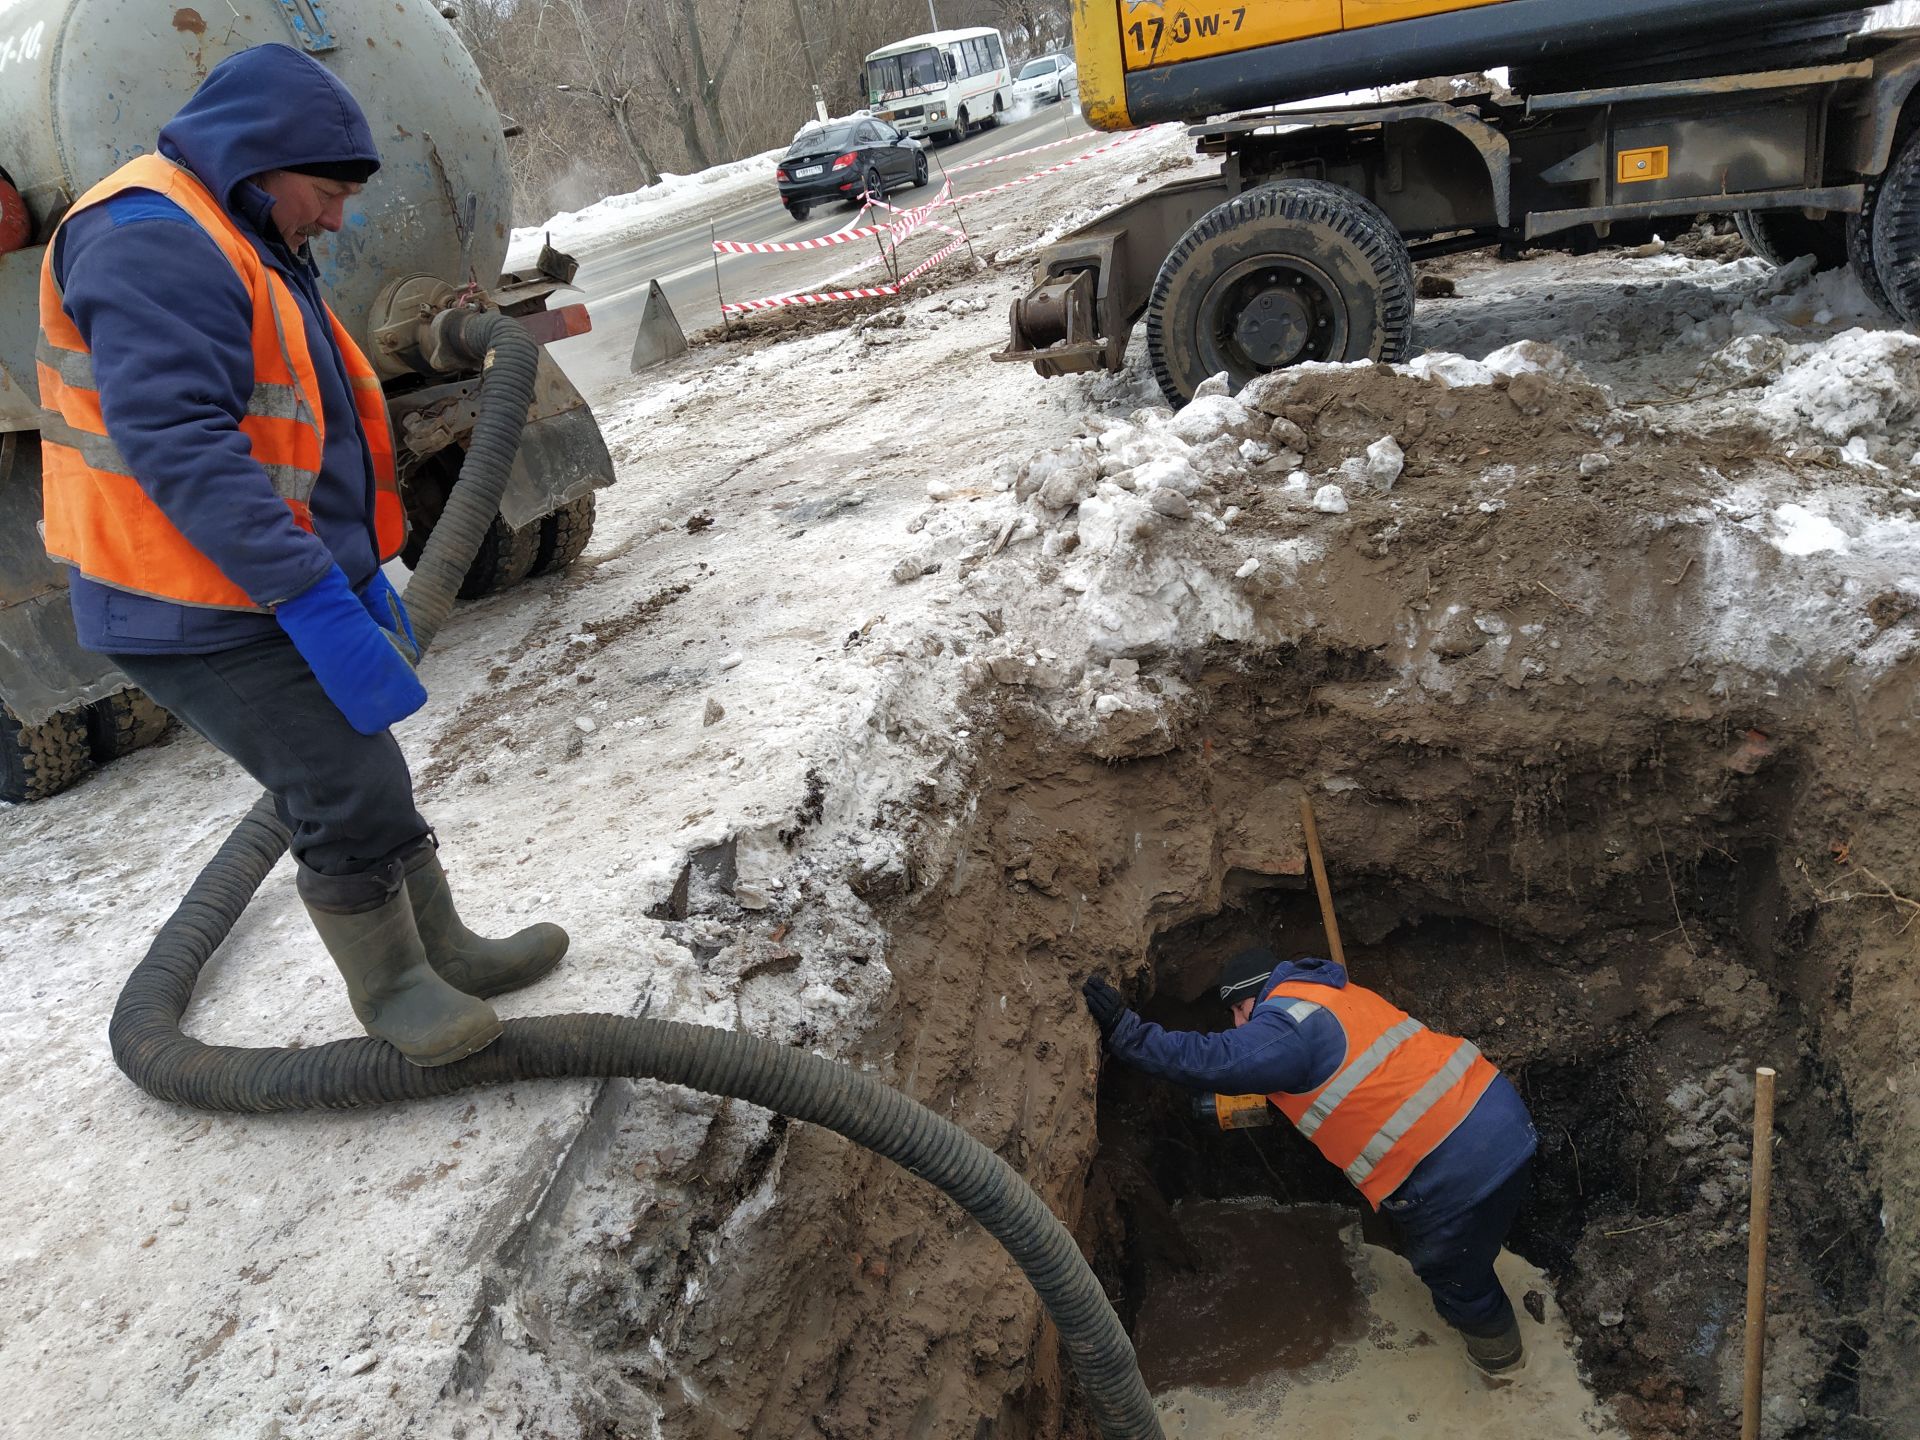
506, 149, 781, 264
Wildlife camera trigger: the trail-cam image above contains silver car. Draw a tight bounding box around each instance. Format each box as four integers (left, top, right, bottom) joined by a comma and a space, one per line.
1013, 53, 1077, 106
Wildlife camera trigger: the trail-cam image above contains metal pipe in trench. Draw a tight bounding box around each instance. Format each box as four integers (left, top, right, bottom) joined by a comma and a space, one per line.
106, 309, 1165, 1440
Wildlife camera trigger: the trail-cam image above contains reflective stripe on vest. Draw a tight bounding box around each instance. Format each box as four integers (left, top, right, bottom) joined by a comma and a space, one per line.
1252, 996, 1322, 1027
1265, 980, 1498, 1209
36, 153, 403, 611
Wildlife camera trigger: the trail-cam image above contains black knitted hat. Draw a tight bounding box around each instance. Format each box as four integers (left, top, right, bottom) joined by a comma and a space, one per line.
287, 158, 378, 183
1217, 945, 1279, 1005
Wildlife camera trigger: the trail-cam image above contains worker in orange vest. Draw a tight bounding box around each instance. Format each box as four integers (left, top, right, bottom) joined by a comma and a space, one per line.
37, 45, 566, 1066
1084, 944, 1538, 1373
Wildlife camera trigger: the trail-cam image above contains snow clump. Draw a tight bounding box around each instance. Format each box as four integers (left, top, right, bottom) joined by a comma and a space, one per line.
1752, 330, 1920, 442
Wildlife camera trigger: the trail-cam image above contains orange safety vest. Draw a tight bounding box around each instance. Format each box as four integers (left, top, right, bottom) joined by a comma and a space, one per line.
36, 153, 404, 611
1261, 978, 1498, 1209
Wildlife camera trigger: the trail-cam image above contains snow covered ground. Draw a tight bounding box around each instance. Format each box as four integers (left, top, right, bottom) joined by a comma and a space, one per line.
506, 149, 784, 267
7, 118, 1920, 1438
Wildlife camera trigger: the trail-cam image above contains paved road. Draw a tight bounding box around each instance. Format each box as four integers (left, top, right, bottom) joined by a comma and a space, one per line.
545, 101, 1095, 399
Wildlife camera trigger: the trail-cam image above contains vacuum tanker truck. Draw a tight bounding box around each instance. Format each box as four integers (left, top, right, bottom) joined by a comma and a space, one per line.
0, 0, 615, 802
1000, 1, 1920, 405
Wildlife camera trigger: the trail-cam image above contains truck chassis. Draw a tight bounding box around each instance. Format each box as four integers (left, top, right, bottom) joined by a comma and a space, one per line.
1001, 23, 1920, 406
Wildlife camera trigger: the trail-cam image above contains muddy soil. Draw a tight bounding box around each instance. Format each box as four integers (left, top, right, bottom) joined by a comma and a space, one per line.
540, 626, 1914, 1437
1139, 1201, 1619, 1440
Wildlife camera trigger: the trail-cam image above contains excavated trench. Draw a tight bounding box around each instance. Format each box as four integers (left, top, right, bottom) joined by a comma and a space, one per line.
542, 628, 1916, 1440
944, 648, 1902, 1440
517, 347, 1920, 1438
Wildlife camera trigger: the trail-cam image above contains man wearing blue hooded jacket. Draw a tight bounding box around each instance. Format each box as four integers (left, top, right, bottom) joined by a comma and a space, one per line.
38, 44, 566, 1066
1084, 945, 1538, 1373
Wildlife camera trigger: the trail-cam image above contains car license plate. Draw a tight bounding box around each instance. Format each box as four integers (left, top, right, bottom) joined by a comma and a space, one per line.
795, 165, 823, 178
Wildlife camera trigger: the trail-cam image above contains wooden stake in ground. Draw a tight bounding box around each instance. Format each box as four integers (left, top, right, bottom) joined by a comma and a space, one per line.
1742, 1066, 1779, 1440
1299, 796, 1348, 970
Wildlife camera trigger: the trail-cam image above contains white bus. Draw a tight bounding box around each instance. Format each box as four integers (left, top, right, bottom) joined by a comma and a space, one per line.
863, 27, 1012, 145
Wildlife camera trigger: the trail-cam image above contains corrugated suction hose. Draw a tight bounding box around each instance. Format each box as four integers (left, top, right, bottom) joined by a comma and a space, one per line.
107, 310, 1164, 1440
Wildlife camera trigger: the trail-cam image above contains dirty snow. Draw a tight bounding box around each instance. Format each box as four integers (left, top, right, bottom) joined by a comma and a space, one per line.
1159, 1245, 1622, 1439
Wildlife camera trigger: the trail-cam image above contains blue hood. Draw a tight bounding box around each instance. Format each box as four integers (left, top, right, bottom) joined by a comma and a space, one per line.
158, 44, 380, 212
1263, 957, 1349, 992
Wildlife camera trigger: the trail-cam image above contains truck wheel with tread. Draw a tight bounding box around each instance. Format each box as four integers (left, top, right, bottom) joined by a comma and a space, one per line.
1734, 209, 1847, 271
1871, 125, 1920, 323
86, 688, 173, 763
1, 704, 92, 804
531, 493, 597, 576
1850, 163, 1902, 318
456, 514, 541, 599
1145, 180, 1414, 408
402, 444, 546, 599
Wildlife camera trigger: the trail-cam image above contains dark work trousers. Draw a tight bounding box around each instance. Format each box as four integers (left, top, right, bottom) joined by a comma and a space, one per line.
1386, 1159, 1531, 1336
109, 634, 429, 876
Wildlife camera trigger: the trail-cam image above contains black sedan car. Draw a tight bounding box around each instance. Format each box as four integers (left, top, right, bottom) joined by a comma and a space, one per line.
776, 117, 929, 221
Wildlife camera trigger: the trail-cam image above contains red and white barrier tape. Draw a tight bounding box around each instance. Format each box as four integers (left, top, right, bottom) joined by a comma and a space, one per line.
721, 283, 903, 314
897, 233, 969, 286
942, 128, 1100, 174
719, 231, 970, 314
714, 123, 1173, 315
717, 123, 1171, 253
866, 192, 972, 244
716, 182, 950, 254
943, 125, 1159, 204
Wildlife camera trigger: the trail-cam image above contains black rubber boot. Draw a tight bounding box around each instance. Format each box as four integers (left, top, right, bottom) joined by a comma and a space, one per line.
299, 860, 503, 1067
402, 844, 568, 999
1462, 1313, 1525, 1374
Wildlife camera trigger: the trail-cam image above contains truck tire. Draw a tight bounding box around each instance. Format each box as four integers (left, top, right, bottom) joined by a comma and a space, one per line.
85, 688, 173, 763
531, 493, 596, 576
1734, 210, 1847, 271
1871, 126, 1920, 323
1144, 180, 1414, 408
1850, 172, 1902, 318
401, 444, 544, 599
456, 514, 541, 600
1, 704, 92, 804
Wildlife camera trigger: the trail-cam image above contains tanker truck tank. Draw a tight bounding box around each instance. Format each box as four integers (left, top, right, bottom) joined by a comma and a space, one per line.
0, 0, 615, 802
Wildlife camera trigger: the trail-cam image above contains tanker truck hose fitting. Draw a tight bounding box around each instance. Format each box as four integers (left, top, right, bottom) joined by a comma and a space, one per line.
105, 312, 1165, 1438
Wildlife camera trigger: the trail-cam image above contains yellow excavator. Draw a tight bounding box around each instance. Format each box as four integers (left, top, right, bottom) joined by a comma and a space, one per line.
999, 1, 1920, 404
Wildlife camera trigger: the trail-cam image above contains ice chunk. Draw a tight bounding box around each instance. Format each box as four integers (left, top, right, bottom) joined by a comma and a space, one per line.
1406, 352, 1495, 388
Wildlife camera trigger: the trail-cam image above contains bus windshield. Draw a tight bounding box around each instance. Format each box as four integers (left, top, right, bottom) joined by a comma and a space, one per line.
865, 46, 944, 103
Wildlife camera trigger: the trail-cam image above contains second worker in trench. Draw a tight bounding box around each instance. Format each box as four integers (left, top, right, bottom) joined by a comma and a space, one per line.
1084, 944, 1538, 1373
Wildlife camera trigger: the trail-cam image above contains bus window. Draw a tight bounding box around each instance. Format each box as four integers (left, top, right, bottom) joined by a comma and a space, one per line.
865, 46, 944, 103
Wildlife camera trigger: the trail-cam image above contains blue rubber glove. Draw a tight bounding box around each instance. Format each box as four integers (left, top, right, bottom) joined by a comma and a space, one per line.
358, 568, 419, 664
276, 565, 427, 735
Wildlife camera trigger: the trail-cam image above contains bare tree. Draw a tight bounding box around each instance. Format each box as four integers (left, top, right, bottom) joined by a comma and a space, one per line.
549, 0, 664, 188
458, 0, 1036, 221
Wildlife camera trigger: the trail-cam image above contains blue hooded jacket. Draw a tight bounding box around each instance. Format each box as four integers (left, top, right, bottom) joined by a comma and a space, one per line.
51, 44, 385, 654
1107, 958, 1538, 1218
